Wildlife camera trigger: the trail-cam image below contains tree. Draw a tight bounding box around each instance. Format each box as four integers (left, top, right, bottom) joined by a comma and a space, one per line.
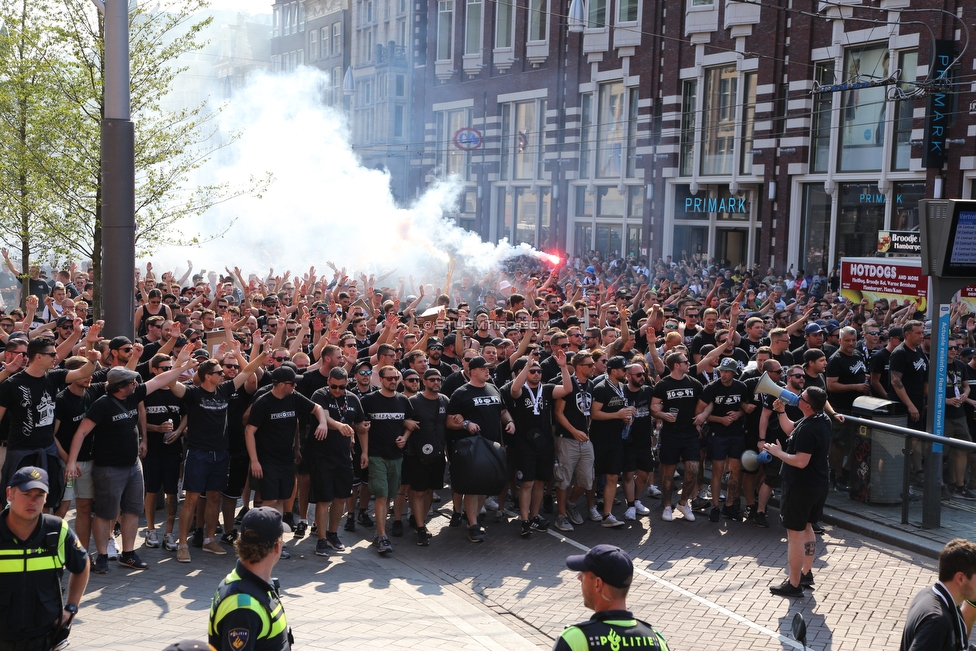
0, 0, 76, 304
33, 0, 266, 316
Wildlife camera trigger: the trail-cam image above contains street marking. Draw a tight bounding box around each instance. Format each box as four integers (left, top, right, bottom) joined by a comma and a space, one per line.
547, 531, 805, 650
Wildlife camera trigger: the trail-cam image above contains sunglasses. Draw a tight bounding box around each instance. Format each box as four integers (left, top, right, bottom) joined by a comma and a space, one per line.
328, 384, 346, 390
223, 363, 240, 369
210, 370, 225, 376
403, 377, 420, 383
380, 375, 398, 380
527, 369, 542, 374
158, 366, 174, 372
358, 369, 372, 376
789, 374, 804, 379
425, 377, 442, 382
273, 357, 290, 362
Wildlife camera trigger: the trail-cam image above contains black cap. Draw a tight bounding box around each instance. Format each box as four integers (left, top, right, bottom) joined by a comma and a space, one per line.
55, 316, 73, 328
161, 642, 215, 651
565, 544, 633, 589
606, 356, 628, 371
961, 347, 975, 358
240, 506, 287, 545
888, 326, 904, 339
109, 336, 132, 350
426, 338, 443, 350
353, 359, 373, 372
8, 466, 49, 492
467, 356, 488, 370
442, 333, 457, 347
423, 369, 442, 380
271, 366, 297, 383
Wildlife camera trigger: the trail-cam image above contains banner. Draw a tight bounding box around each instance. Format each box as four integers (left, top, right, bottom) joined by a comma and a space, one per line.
840, 260, 927, 312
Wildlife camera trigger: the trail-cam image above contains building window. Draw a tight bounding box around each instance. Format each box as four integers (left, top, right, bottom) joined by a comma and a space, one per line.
437, 1, 454, 60
397, 19, 407, 46
579, 93, 593, 178
625, 88, 638, 178
333, 23, 342, 55
597, 82, 625, 178
739, 72, 756, 174
618, 0, 638, 23
501, 100, 546, 181
692, 0, 714, 5
810, 62, 833, 173
528, 0, 547, 42
366, 29, 374, 62
891, 182, 925, 231
309, 30, 317, 62
679, 80, 697, 177
394, 105, 404, 137
588, 0, 606, 28
365, 0, 373, 23
891, 50, 918, 171
799, 183, 831, 274
320, 28, 329, 58
839, 44, 888, 172
436, 107, 471, 178
701, 65, 737, 176
497, 188, 550, 247
465, 0, 482, 55
495, 0, 513, 48
273, 6, 280, 37
332, 66, 340, 104
298, 3, 305, 31
395, 74, 405, 97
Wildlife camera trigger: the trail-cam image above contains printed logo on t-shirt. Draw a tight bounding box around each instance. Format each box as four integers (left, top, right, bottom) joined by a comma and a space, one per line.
269, 411, 297, 420
472, 396, 501, 407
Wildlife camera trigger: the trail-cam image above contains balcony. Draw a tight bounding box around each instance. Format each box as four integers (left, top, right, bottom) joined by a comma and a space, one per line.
374, 42, 408, 68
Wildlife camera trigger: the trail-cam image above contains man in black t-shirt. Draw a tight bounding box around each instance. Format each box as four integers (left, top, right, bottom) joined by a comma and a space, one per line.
825, 327, 870, 491
888, 320, 928, 482
869, 327, 903, 398
764, 386, 831, 597
0, 335, 99, 509
360, 365, 417, 554
755, 362, 804, 527
308, 367, 361, 557
169, 344, 267, 564
621, 363, 655, 522
403, 369, 449, 546
65, 350, 193, 574
651, 350, 703, 523
697, 357, 750, 522
246, 365, 331, 559
503, 350, 572, 537
447, 356, 514, 543
589, 356, 634, 529
141, 353, 185, 552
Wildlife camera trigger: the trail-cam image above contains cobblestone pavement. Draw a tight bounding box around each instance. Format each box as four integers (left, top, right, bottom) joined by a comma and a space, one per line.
67, 492, 937, 650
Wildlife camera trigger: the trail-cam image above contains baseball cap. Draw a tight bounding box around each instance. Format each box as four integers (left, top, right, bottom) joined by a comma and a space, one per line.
401, 369, 419, 381
161, 642, 215, 651
961, 347, 975, 358
565, 544, 633, 589
606, 356, 628, 371
467, 356, 489, 370
718, 357, 739, 372
106, 367, 140, 388
423, 369, 442, 379
888, 326, 904, 339
426, 337, 443, 350
442, 333, 457, 347
824, 323, 839, 335
803, 348, 826, 363
353, 359, 373, 372
240, 506, 288, 545
585, 266, 596, 274
55, 316, 73, 328
8, 466, 49, 492
271, 366, 297, 383
804, 323, 822, 336
109, 336, 132, 350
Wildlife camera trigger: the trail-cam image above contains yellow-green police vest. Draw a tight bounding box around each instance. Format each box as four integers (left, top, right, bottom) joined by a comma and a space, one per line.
209, 564, 291, 651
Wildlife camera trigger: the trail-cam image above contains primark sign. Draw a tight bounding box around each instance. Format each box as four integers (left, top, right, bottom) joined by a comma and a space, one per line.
684, 196, 748, 214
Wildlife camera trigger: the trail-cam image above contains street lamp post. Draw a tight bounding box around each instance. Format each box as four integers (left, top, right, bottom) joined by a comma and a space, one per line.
95, 0, 135, 338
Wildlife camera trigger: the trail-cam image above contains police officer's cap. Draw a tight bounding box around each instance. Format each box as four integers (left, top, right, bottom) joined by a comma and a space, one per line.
566, 544, 633, 588
162, 642, 215, 651
9, 466, 49, 493
240, 507, 288, 545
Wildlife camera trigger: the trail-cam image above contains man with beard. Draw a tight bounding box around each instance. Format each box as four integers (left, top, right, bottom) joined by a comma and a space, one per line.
589, 356, 635, 528
825, 327, 870, 492
403, 369, 449, 546
754, 363, 805, 527
697, 357, 750, 522
552, 353, 600, 532
651, 351, 702, 522
621, 363, 656, 520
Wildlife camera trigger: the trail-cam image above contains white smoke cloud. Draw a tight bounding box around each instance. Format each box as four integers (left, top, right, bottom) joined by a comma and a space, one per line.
152, 67, 549, 287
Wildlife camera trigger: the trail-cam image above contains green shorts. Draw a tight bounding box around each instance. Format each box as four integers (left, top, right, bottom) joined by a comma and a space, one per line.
368, 456, 402, 498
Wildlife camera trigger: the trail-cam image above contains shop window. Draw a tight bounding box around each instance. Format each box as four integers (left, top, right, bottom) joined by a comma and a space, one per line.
673, 226, 708, 263
891, 182, 925, 231
800, 184, 831, 275
837, 182, 886, 261
575, 222, 593, 257
701, 65, 737, 176
810, 62, 833, 173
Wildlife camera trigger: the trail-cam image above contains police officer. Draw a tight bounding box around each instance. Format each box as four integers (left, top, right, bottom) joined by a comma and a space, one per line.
208, 507, 293, 651
554, 544, 670, 651
0, 466, 90, 651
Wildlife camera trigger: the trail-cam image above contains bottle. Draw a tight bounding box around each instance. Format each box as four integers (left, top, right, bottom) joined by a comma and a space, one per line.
163, 419, 174, 443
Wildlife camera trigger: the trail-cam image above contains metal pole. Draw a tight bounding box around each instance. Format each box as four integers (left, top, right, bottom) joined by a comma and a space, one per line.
101, 0, 135, 339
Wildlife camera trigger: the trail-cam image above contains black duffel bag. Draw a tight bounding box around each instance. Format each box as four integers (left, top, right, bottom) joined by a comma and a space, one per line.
450, 434, 507, 496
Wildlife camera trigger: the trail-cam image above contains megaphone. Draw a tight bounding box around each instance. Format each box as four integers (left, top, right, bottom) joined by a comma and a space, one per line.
742, 449, 774, 472
755, 371, 800, 407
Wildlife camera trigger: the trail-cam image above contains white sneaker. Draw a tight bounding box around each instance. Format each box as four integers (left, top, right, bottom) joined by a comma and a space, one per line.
485, 496, 499, 511
588, 506, 603, 522
634, 500, 650, 516
676, 502, 696, 522
662, 506, 674, 522
647, 485, 663, 498
553, 514, 574, 531
698, 487, 711, 501
145, 530, 160, 548
106, 538, 119, 560
479, 506, 487, 516
601, 513, 626, 528
624, 506, 637, 521
163, 533, 178, 551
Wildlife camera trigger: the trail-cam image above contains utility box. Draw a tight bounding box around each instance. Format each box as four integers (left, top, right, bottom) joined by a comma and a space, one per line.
850, 397, 908, 504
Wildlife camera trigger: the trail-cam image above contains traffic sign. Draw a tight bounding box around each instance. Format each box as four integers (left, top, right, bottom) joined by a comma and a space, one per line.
454, 127, 482, 151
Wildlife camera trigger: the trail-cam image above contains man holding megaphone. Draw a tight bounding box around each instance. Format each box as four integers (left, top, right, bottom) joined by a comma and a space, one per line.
754, 364, 805, 527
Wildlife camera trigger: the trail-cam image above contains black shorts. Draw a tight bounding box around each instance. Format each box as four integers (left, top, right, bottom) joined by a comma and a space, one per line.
763, 457, 784, 488
780, 482, 829, 531
143, 450, 181, 494
707, 435, 745, 462
659, 437, 700, 466
591, 435, 624, 477
402, 454, 447, 492
256, 462, 295, 501
513, 438, 555, 483
222, 451, 250, 499
623, 439, 656, 473
307, 456, 353, 503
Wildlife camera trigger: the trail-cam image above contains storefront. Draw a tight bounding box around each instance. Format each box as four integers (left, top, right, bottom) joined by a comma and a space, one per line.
570, 184, 644, 260
794, 180, 925, 274
664, 183, 761, 268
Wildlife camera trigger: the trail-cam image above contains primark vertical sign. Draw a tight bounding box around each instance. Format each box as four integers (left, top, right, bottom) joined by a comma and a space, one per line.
924, 40, 954, 169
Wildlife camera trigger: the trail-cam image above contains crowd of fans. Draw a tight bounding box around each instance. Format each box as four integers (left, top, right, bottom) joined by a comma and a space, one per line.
0, 248, 972, 569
